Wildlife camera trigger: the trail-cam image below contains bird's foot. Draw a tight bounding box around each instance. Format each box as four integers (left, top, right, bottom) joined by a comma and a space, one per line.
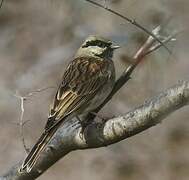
76, 116, 90, 139
90, 112, 115, 124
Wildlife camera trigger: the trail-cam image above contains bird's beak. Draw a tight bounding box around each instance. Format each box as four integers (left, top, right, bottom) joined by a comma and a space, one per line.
111, 45, 121, 50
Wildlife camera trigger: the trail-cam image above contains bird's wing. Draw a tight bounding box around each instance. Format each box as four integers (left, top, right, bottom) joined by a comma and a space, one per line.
45, 56, 111, 131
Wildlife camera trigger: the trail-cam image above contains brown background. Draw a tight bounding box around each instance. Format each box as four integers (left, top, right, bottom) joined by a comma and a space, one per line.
0, 0, 189, 180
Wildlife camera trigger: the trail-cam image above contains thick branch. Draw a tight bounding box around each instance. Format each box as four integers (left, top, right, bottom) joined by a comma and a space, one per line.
1, 80, 189, 180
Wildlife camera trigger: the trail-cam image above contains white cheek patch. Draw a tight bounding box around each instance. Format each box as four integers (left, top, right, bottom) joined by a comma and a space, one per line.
89, 46, 105, 55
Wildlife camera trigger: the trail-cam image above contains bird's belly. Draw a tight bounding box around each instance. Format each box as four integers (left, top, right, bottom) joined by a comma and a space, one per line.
83, 80, 114, 113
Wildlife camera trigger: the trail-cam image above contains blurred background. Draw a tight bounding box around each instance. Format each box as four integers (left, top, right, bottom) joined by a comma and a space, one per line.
0, 0, 189, 179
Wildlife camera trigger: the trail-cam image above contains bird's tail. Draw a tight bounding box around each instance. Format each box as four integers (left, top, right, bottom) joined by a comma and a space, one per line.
21, 126, 58, 173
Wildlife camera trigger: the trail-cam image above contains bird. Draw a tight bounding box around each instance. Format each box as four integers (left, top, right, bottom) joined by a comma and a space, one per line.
21, 35, 120, 173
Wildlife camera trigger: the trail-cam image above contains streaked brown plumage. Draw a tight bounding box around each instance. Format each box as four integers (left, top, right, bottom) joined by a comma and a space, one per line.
21, 35, 119, 172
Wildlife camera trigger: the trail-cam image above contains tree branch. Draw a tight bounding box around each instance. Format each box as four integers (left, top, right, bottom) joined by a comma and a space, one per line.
1, 80, 189, 180
85, 0, 171, 53
0, 0, 4, 10
13, 87, 55, 154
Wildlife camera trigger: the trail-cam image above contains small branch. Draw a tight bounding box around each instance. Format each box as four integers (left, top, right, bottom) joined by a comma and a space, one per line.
21, 86, 55, 98
145, 32, 178, 55
14, 87, 55, 154
85, 0, 171, 53
0, 0, 4, 10
14, 92, 30, 153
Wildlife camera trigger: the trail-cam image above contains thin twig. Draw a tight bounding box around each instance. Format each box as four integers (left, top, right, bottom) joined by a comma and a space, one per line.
24, 86, 55, 98
103, 0, 107, 8
85, 0, 171, 53
0, 0, 4, 10
14, 86, 55, 153
14, 92, 30, 153
145, 31, 178, 55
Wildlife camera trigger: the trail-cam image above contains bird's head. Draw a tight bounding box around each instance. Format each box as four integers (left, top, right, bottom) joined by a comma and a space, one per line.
76, 35, 120, 59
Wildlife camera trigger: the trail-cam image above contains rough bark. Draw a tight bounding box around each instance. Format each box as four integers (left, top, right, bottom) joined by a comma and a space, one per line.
1, 80, 189, 180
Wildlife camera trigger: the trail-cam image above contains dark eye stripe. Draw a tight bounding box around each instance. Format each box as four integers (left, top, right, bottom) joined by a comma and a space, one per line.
82, 40, 111, 48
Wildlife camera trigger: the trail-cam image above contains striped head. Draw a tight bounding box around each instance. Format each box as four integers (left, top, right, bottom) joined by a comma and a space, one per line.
76, 35, 120, 59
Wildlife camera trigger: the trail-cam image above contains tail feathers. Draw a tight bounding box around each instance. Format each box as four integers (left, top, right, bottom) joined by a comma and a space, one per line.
21, 128, 57, 173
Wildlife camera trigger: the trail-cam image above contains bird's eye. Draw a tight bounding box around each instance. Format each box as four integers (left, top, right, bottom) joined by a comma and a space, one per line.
97, 42, 104, 47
